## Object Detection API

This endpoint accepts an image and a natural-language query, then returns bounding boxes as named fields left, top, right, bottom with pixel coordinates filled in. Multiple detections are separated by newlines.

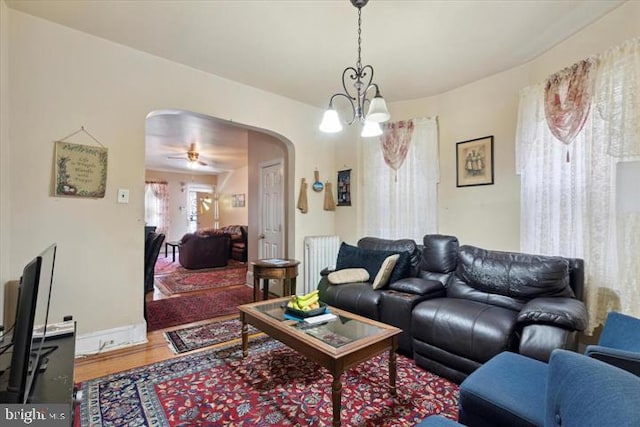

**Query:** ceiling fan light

left=361, top=120, right=382, bottom=138
left=187, top=160, right=199, bottom=169
left=319, top=108, right=343, bottom=133
left=366, top=94, right=390, bottom=123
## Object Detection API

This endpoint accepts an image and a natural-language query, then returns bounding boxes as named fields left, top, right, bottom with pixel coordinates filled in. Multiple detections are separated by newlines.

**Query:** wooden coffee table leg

left=389, top=343, right=397, bottom=396
left=241, top=312, right=248, bottom=357
left=332, top=373, right=343, bottom=427
left=263, top=279, right=269, bottom=300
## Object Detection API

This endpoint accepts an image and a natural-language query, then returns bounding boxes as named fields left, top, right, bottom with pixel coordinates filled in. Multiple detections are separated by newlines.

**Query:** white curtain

left=516, top=38, right=640, bottom=333
left=360, top=117, right=439, bottom=242
left=144, top=181, right=170, bottom=235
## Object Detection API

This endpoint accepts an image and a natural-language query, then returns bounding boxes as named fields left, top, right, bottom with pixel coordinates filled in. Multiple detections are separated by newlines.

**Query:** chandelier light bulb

left=361, top=120, right=383, bottom=138
left=366, top=93, right=390, bottom=123
left=319, top=108, right=343, bottom=133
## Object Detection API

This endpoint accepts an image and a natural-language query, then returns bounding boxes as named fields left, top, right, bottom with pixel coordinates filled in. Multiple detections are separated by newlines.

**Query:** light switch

left=117, top=189, right=130, bottom=204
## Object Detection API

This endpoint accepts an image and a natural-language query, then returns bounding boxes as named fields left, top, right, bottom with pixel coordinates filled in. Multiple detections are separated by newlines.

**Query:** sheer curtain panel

left=516, top=38, right=640, bottom=333
left=144, top=181, right=170, bottom=235
left=361, top=117, right=439, bottom=242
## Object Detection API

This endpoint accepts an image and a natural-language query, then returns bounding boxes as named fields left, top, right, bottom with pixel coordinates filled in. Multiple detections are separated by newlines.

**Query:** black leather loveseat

left=318, top=234, right=588, bottom=383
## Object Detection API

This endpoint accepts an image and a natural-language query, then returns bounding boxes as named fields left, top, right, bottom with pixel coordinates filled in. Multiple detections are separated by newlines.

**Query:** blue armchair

left=585, top=311, right=640, bottom=376
left=417, top=349, right=640, bottom=427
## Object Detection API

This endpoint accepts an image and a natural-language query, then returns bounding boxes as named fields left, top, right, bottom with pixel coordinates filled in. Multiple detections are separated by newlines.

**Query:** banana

left=297, top=290, right=319, bottom=303
left=298, top=295, right=319, bottom=309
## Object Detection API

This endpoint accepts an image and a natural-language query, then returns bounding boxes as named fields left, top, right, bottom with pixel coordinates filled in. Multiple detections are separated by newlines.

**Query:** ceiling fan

left=168, top=143, right=208, bottom=167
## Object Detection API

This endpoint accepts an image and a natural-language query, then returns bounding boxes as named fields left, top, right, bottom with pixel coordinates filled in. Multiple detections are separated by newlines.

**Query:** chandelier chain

left=357, top=7, right=362, bottom=71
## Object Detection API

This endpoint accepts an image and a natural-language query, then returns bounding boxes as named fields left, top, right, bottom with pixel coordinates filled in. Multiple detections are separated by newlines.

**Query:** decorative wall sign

left=232, top=193, right=246, bottom=208
left=456, top=136, right=494, bottom=187
left=54, top=141, right=108, bottom=198
left=337, top=169, right=352, bottom=206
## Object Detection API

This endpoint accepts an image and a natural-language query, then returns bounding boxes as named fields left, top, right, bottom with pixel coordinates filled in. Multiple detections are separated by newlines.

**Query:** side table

left=165, top=241, right=180, bottom=262
left=251, top=259, right=300, bottom=301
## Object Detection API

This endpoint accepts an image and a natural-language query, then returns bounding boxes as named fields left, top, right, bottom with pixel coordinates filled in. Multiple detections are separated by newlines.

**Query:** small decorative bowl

left=285, top=302, right=327, bottom=318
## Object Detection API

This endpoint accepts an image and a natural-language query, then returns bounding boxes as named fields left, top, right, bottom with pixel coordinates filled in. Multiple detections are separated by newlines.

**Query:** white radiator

left=302, top=235, right=340, bottom=294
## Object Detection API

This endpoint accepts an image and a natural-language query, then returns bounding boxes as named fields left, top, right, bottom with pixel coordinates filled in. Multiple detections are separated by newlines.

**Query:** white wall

left=218, top=166, right=249, bottom=227
left=144, top=170, right=217, bottom=242
left=2, top=9, right=341, bottom=350
left=338, top=0, right=640, bottom=251
left=0, top=1, right=10, bottom=320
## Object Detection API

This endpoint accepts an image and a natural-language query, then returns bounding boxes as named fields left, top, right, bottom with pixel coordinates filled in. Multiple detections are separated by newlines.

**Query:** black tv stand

left=0, top=327, right=76, bottom=425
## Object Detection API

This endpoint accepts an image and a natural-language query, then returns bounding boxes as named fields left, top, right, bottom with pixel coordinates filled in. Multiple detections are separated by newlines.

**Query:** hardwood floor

left=74, top=262, right=251, bottom=383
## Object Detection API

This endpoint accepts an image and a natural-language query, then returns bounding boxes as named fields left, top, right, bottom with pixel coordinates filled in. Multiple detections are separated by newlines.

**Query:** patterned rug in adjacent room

left=76, top=337, right=459, bottom=427
left=164, top=317, right=258, bottom=353
left=146, top=285, right=254, bottom=332
left=155, top=264, right=248, bottom=295
left=155, top=256, right=246, bottom=275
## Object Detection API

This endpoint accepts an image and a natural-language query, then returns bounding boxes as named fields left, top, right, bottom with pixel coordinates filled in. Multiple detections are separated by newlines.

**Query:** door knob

left=258, top=234, right=265, bottom=239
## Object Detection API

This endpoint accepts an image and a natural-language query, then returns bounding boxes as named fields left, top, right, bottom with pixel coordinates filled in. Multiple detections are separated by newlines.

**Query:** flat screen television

left=1, top=243, right=57, bottom=403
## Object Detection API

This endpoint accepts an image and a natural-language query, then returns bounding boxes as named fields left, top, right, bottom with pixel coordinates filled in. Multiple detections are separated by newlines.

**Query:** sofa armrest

left=585, top=345, right=640, bottom=376
left=517, top=297, right=588, bottom=331
left=388, top=277, right=445, bottom=298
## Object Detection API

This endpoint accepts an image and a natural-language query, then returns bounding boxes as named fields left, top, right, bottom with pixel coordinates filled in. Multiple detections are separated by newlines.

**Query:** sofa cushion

left=358, top=236, right=420, bottom=275
left=328, top=268, right=370, bottom=285
left=336, top=243, right=412, bottom=287
left=335, top=243, right=394, bottom=282
left=196, top=228, right=228, bottom=237
left=321, top=281, right=381, bottom=320
left=413, top=298, right=519, bottom=364
left=373, top=254, right=400, bottom=289
left=455, top=245, right=575, bottom=300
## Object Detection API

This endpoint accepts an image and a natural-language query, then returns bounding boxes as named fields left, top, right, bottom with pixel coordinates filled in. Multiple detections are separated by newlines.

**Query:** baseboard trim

left=75, top=321, right=148, bottom=356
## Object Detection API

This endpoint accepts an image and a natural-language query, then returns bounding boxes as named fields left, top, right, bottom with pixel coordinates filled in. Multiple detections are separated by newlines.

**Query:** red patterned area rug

left=155, top=256, right=246, bottom=275
left=146, top=285, right=254, bottom=332
left=75, top=337, right=459, bottom=426
left=164, top=318, right=258, bottom=354
left=155, top=265, right=248, bottom=295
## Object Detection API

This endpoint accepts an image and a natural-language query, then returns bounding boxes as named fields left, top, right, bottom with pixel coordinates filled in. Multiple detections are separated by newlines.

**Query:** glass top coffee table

left=238, top=297, right=401, bottom=427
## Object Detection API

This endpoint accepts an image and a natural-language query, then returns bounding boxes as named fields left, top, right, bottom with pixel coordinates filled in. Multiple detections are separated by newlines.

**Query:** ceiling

left=7, top=0, right=625, bottom=174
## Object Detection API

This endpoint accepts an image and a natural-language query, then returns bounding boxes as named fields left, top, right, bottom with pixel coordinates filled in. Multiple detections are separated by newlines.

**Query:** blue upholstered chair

left=585, top=311, right=640, bottom=376
left=416, top=349, right=640, bottom=427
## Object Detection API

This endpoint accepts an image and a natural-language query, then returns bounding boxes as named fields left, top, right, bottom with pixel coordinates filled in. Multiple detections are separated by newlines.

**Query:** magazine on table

left=261, top=258, right=289, bottom=265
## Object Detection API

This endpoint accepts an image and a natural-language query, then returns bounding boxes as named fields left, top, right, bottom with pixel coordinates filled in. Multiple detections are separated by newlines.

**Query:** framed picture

left=337, top=169, right=351, bottom=206
left=232, top=193, right=245, bottom=207
left=456, top=136, right=494, bottom=187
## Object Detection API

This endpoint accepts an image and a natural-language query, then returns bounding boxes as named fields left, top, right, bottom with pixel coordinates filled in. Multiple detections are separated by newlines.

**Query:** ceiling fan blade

left=198, top=160, right=208, bottom=166
left=168, top=156, right=188, bottom=160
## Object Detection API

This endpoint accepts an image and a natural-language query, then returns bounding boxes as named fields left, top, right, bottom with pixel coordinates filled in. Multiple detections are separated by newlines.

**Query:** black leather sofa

left=318, top=235, right=455, bottom=355
left=318, top=234, right=588, bottom=383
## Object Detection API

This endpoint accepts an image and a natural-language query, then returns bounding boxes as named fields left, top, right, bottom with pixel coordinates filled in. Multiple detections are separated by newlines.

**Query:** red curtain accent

left=381, top=120, right=414, bottom=173
left=544, top=58, right=596, bottom=146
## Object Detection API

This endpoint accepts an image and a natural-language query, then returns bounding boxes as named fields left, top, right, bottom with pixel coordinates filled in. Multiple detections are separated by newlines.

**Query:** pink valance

left=381, top=120, right=414, bottom=173
left=544, top=58, right=596, bottom=146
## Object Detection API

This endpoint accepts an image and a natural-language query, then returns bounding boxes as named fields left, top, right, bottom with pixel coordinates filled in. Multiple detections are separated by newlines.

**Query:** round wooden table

left=251, top=259, right=300, bottom=301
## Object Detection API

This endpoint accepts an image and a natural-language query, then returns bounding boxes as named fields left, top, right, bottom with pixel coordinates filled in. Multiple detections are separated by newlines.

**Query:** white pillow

left=328, top=268, right=370, bottom=285
left=372, top=254, right=400, bottom=289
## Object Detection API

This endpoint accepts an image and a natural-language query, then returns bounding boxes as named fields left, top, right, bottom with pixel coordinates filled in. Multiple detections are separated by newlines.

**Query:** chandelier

left=319, top=0, right=390, bottom=137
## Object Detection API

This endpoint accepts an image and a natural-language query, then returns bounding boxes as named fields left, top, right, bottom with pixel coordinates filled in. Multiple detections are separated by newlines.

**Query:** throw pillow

left=328, top=268, right=370, bottom=285
left=372, top=254, right=400, bottom=289
left=335, top=242, right=397, bottom=283
left=388, top=251, right=412, bottom=284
